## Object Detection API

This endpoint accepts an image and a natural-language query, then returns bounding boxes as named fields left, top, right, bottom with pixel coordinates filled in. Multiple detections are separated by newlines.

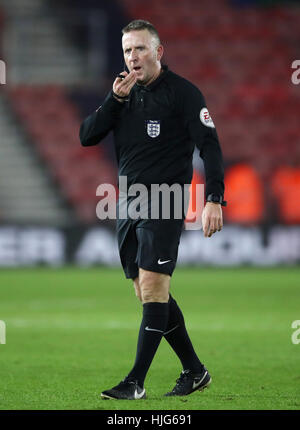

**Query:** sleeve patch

left=200, top=107, right=215, bottom=128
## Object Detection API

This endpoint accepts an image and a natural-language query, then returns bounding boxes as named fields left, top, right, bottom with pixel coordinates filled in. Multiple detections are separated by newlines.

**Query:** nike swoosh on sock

left=145, top=326, right=164, bottom=333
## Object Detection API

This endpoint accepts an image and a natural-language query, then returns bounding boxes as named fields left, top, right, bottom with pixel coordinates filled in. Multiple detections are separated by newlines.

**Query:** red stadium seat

left=8, top=0, right=300, bottom=224
left=8, top=84, right=117, bottom=223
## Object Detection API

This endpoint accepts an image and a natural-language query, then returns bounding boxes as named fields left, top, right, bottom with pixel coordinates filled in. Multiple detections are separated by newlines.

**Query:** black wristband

left=206, top=193, right=227, bottom=207
left=112, top=90, right=128, bottom=100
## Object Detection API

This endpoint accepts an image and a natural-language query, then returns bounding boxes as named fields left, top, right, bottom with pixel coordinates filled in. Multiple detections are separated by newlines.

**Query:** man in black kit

left=79, top=20, right=226, bottom=400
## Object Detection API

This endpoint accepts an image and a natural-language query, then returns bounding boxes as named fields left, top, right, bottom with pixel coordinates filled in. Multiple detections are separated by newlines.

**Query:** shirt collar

left=135, top=64, right=169, bottom=92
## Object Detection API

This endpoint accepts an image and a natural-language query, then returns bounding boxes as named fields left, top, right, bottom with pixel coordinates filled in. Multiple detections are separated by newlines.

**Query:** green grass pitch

left=0, top=266, right=299, bottom=410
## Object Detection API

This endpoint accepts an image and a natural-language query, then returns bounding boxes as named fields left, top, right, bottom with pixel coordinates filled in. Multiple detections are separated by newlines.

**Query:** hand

left=202, top=202, right=223, bottom=238
left=112, top=70, right=137, bottom=102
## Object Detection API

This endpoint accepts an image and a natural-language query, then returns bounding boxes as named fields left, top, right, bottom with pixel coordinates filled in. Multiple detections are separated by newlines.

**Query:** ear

left=157, top=45, right=164, bottom=62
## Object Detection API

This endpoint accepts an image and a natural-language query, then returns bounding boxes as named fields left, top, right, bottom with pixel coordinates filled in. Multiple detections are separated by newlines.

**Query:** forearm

left=200, top=136, right=225, bottom=198
left=79, top=91, right=123, bottom=147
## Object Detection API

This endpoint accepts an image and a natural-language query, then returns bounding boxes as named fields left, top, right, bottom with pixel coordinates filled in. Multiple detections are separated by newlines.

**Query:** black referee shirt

left=79, top=65, right=225, bottom=199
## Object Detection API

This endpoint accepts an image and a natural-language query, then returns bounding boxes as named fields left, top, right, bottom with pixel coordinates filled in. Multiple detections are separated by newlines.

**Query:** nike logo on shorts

left=145, top=326, right=164, bottom=333
left=157, top=259, right=172, bottom=265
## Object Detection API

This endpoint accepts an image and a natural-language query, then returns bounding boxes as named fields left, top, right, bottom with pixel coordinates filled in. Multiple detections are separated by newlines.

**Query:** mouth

left=133, top=66, right=142, bottom=72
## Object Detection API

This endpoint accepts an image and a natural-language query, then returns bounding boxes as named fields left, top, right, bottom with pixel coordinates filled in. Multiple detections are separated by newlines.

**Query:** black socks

left=164, top=295, right=203, bottom=373
left=127, top=295, right=203, bottom=387
left=127, top=302, right=169, bottom=387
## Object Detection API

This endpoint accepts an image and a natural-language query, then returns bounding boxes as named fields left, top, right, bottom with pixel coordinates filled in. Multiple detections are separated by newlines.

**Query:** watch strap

left=207, top=194, right=227, bottom=207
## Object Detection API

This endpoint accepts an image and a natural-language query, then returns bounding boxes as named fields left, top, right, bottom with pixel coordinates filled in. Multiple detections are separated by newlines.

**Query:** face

left=122, top=29, right=163, bottom=86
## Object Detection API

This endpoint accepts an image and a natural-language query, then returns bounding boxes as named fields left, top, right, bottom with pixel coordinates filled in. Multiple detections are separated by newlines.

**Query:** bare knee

left=139, top=269, right=170, bottom=303
left=133, top=277, right=142, bottom=302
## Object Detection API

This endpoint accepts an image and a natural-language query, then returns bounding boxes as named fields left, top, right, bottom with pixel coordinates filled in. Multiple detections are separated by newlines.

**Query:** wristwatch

left=206, top=194, right=227, bottom=207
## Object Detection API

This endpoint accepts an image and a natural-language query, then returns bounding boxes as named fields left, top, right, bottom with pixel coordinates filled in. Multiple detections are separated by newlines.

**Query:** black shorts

left=116, top=191, right=186, bottom=279
left=117, top=217, right=184, bottom=279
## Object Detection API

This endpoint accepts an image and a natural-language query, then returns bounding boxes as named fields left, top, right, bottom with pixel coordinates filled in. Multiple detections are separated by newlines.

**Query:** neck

left=143, top=66, right=162, bottom=87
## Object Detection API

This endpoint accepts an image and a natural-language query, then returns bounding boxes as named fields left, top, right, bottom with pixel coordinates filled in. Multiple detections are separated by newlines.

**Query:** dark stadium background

left=1, top=0, right=300, bottom=267
left=0, top=0, right=300, bottom=414
left=0, top=0, right=299, bottom=267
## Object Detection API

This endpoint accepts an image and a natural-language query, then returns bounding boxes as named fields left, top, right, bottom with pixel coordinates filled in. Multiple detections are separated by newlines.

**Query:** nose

left=129, top=49, right=138, bottom=63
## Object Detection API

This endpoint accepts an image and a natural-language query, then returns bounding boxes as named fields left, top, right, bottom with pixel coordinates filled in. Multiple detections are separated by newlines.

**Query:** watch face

left=209, top=195, right=221, bottom=203
left=207, top=194, right=222, bottom=203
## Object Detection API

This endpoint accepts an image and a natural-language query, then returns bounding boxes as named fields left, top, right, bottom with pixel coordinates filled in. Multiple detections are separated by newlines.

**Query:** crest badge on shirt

left=200, top=108, right=215, bottom=128
left=146, top=120, right=160, bottom=138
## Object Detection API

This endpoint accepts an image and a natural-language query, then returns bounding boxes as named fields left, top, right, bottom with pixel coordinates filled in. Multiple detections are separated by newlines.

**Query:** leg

left=162, top=295, right=212, bottom=396
left=135, top=266, right=203, bottom=374
left=133, top=277, right=142, bottom=302
left=126, top=269, right=170, bottom=386
left=138, top=268, right=170, bottom=303
left=128, top=222, right=202, bottom=387
left=164, top=294, right=204, bottom=373
left=133, top=269, right=170, bottom=303
left=135, top=269, right=204, bottom=373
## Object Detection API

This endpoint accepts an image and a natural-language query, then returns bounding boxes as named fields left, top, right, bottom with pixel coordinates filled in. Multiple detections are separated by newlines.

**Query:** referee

left=79, top=20, right=226, bottom=400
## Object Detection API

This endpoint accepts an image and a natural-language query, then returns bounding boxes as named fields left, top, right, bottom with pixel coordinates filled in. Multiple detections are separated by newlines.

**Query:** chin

left=137, top=75, right=149, bottom=85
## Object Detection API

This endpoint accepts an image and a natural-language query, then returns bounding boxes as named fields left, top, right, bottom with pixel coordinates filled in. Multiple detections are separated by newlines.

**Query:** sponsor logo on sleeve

left=200, top=108, right=215, bottom=128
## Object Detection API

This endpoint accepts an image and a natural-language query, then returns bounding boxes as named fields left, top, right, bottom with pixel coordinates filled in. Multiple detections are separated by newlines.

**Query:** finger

left=203, top=218, right=210, bottom=237
left=115, top=71, right=137, bottom=91
left=217, top=215, right=223, bottom=231
left=120, top=77, right=137, bottom=95
left=116, top=71, right=128, bottom=80
left=122, top=73, right=137, bottom=89
left=116, top=75, right=125, bottom=81
left=113, top=74, right=137, bottom=98
left=117, top=73, right=126, bottom=80
left=207, top=217, right=218, bottom=237
left=209, top=218, right=217, bottom=233
left=120, top=70, right=136, bottom=83
left=208, top=228, right=215, bottom=238
left=114, top=71, right=133, bottom=87
left=201, top=210, right=208, bottom=237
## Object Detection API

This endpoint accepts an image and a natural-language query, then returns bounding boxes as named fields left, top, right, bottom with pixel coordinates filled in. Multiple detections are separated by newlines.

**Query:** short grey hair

left=122, top=19, right=161, bottom=47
